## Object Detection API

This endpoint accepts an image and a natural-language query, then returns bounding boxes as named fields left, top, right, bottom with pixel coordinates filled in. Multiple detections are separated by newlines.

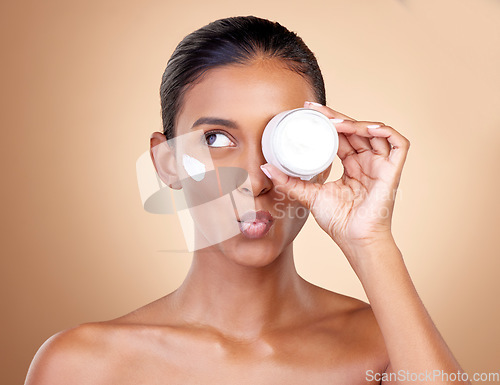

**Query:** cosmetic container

left=261, top=108, right=339, bottom=180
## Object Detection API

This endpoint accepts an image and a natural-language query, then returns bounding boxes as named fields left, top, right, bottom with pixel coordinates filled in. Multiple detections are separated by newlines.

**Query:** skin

left=25, top=58, right=469, bottom=385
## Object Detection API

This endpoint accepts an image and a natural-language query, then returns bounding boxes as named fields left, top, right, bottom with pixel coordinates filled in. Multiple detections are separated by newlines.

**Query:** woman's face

left=172, top=58, right=321, bottom=266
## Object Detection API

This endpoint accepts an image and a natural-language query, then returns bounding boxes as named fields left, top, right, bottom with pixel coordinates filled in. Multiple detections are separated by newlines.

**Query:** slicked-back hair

left=160, top=15, right=326, bottom=140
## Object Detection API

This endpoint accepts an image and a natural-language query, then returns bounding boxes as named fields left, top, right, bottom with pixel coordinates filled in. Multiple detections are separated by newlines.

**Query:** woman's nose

left=236, top=147, right=273, bottom=198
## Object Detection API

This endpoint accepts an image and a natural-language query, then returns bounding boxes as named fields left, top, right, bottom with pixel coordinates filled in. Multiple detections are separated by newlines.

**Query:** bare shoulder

left=326, top=289, right=380, bottom=329
left=25, top=295, right=183, bottom=385
left=25, top=322, right=119, bottom=385
left=307, top=283, right=388, bottom=360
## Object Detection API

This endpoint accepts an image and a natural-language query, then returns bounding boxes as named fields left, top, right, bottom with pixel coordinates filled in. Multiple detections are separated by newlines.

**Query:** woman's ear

left=150, top=132, right=182, bottom=190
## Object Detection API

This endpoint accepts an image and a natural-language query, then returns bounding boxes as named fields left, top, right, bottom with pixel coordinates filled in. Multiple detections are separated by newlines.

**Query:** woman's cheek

left=272, top=190, right=310, bottom=221
left=272, top=196, right=310, bottom=238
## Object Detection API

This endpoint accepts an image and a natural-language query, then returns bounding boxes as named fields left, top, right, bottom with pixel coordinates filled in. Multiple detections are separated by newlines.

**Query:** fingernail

left=330, top=118, right=344, bottom=124
left=367, top=124, right=382, bottom=129
left=304, top=101, right=323, bottom=107
left=260, top=165, right=272, bottom=179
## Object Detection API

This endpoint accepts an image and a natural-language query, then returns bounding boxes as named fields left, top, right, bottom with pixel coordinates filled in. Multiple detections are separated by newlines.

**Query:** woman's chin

left=193, top=220, right=300, bottom=267
left=218, top=235, right=284, bottom=268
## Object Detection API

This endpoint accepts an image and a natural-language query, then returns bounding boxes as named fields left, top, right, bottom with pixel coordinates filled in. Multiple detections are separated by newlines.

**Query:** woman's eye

left=204, top=132, right=235, bottom=147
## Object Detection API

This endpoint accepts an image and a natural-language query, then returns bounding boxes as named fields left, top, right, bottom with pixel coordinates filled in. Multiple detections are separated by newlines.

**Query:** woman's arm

left=261, top=101, right=470, bottom=385
left=341, top=235, right=469, bottom=384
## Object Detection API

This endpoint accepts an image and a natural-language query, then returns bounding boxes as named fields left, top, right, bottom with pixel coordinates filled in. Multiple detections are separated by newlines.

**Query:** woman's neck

left=168, top=242, right=314, bottom=341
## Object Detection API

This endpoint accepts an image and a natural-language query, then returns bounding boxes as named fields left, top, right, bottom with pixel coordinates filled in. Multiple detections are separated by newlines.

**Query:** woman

left=26, top=16, right=469, bottom=384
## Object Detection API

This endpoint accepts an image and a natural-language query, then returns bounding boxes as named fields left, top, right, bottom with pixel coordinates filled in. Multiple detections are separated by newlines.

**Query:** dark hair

left=160, top=15, right=326, bottom=140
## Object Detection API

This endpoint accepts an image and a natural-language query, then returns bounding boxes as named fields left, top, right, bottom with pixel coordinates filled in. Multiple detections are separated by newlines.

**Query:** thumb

left=260, top=163, right=320, bottom=210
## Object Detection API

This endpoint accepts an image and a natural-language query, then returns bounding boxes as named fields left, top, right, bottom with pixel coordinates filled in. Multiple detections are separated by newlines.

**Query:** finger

left=370, top=135, right=391, bottom=157
left=333, top=120, right=384, bottom=137
left=332, top=120, right=395, bottom=157
left=333, top=119, right=381, bottom=154
left=260, top=163, right=320, bottom=210
left=304, top=101, right=356, bottom=121
left=367, top=125, right=411, bottom=166
left=303, top=102, right=400, bottom=160
left=344, top=132, right=373, bottom=154
left=337, top=133, right=357, bottom=161
left=334, top=119, right=400, bottom=160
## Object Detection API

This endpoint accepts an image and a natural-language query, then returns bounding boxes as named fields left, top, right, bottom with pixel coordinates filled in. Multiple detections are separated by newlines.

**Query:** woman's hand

left=261, top=101, right=411, bottom=251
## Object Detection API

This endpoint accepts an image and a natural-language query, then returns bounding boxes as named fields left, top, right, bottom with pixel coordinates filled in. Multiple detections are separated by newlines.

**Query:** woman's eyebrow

left=191, top=117, right=238, bottom=129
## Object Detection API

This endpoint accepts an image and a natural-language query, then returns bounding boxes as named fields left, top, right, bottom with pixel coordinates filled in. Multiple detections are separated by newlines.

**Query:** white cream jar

left=261, top=108, right=339, bottom=180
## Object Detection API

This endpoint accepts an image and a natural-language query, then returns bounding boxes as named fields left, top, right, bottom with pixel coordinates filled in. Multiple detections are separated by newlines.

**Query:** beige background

left=1, top=0, right=499, bottom=383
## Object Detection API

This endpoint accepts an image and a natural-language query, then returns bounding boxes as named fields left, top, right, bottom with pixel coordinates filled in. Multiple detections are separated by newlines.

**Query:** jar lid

left=273, top=108, right=338, bottom=178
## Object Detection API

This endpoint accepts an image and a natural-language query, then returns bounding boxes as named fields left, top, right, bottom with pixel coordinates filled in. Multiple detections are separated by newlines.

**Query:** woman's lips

left=237, top=210, right=274, bottom=239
